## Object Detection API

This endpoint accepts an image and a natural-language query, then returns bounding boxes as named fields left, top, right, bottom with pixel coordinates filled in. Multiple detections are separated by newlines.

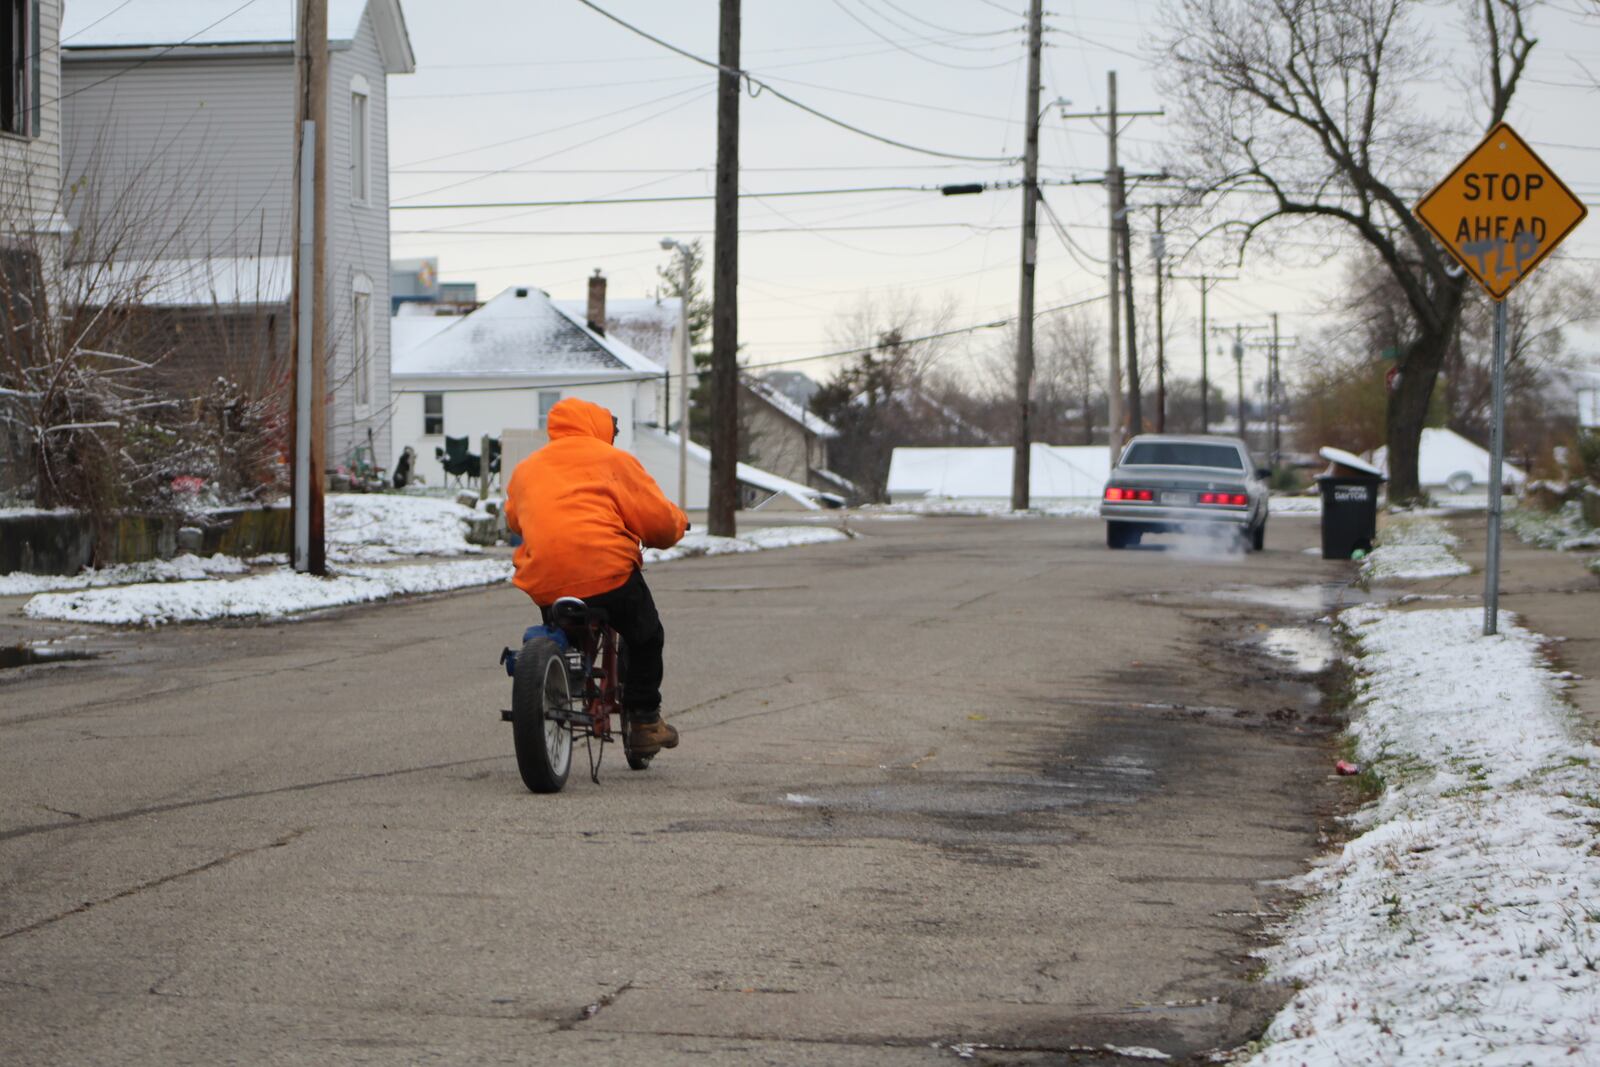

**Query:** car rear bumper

left=1100, top=503, right=1253, bottom=527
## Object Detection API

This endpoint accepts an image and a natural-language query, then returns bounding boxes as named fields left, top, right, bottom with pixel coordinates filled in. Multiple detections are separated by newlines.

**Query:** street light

left=660, top=237, right=692, bottom=510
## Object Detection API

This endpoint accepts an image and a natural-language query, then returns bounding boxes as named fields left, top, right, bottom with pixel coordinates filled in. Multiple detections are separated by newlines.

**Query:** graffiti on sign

left=1414, top=122, right=1587, bottom=301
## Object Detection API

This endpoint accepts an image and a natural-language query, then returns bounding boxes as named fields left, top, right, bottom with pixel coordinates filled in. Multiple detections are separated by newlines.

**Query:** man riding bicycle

left=504, top=397, right=689, bottom=757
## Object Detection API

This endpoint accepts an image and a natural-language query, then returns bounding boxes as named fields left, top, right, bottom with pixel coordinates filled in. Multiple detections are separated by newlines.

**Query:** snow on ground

left=0, top=553, right=247, bottom=596
left=1245, top=606, right=1600, bottom=1066
left=325, top=493, right=484, bottom=563
left=21, top=524, right=854, bottom=626
left=1507, top=501, right=1600, bottom=552
left=1361, top=515, right=1470, bottom=581
left=643, top=526, right=850, bottom=563
left=1268, top=495, right=1321, bottom=516
left=23, top=560, right=514, bottom=626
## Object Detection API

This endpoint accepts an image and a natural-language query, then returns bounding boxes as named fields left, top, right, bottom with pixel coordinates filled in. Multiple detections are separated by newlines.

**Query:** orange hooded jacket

left=504, top=397, right=687, bottom=605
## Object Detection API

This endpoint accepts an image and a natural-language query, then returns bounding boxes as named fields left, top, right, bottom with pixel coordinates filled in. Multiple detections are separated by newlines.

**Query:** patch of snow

left=1102, top=1046, right=1170, bottom=1061
left=643, top=526, right=850, bottom=563
left=326, top=493, right=484, bottom=563
left=1243, top=606, right=1600, bottom=1067
left=1361, top=544, right=1471, bottom=580
left=1268, top=495, right=1322, bottom=515
left=1260, top=626, right=1337, bottom=674
left=784, top=793, right=820, bottom=805
left=1360, top=516, right=1470, bottom=580
left=0, top=553, right=248, bottom=596
left=23, top=560, right=513, bottom=626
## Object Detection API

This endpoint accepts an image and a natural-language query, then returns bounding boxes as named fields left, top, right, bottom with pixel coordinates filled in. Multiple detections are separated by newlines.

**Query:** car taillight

left=1104, top=487, right=1153, bottom=502
left=1199, top=492, right=1249, bottom=506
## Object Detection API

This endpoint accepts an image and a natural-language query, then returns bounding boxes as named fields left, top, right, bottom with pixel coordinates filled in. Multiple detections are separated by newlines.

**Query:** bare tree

left=810, top=294, right=961, bottom=500
left=1158, top=0, right=1536, bottom=503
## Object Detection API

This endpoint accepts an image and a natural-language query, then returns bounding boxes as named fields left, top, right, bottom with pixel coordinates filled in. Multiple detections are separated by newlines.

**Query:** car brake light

left=1199, top=492, right=1249, bottom=506
left=1104, top=487, right=1153, bottom=502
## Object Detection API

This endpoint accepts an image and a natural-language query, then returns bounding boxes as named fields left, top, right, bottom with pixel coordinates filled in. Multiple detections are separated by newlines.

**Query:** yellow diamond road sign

left=1414, top=122, right=1587, bottom=301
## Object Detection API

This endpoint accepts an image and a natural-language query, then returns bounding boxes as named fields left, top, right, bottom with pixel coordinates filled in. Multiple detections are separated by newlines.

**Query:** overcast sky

left=386, top=1, right=1600, bottom=394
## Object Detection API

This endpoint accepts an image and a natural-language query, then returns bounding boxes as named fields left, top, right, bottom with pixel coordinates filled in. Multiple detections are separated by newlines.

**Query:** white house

left=391, top=283, right=665, bottom=487
left=59, top=0, right=415, bottom=471
left=0, top=0, right=65, bottom=251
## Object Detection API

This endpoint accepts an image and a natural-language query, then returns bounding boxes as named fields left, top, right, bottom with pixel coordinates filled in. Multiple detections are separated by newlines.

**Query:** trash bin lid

left=1317, top=446, right=1386, bottom=480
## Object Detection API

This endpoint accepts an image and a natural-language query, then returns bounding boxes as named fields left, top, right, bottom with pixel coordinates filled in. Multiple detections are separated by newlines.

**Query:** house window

left=424, top=393, right=443, bottom=436
left=0, top=1, right=36, bottom=138
left=352, top=278, right=373, bottom=412
left=538, top=391, right=560, bottom=428
left=350, top=77, right=370, bottom=204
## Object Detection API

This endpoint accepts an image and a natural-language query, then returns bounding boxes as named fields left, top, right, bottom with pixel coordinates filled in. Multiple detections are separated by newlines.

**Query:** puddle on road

left=1257, top=626, right=1339, bottom=675
left=1207, top=582, right=1372, bottom=615
left=0, top=644, right=101, bottom=670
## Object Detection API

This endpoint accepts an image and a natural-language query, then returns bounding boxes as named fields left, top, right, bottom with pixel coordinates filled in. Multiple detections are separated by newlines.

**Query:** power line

left=870, top=0, right=1021, bottom=37
left=393, top=183, right=995, bottom=212
left=393, top=163, right=987, bottom=175
left=830, top=0, right=1025, bottom=68
left=392, top=82, right=709, bottom=179
left=573, top=0, right=1020, bottom=163
left=394, top=222, right=1019, bottom=238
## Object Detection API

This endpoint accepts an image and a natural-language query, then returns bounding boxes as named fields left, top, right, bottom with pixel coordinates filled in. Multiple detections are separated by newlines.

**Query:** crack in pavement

left=0, top=755, right=506, bottom=843
left=0, top=829, right=306, bottom=941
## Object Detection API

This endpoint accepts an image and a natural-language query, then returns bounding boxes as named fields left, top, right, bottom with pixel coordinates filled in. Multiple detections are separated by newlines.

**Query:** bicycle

left=499, top=596, right=653, bottom=793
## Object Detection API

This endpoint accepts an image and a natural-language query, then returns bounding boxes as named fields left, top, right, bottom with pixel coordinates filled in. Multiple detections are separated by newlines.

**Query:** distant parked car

left=1099, top=434, right=1269, bottom=550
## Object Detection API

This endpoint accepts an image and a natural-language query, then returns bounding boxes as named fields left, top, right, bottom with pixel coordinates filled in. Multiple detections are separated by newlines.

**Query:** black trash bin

left=1318, top=474, right=1384, bottom=560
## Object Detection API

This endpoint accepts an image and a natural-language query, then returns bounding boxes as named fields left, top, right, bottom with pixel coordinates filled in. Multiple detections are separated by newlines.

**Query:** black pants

left=543, top=568, right=665, bottom=722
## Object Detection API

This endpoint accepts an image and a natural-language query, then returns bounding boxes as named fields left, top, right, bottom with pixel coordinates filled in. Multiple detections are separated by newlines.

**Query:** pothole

left=0, top=644, right=101, bottom=670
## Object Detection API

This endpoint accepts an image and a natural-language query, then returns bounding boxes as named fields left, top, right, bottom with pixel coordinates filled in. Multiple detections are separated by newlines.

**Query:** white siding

left=61, top=54, right=295, bottom=260
left=328, top=10, right=392, bottom=470
left=393, top=378, right=640, bottom=489
left=0, top=1, right=64, bottom=241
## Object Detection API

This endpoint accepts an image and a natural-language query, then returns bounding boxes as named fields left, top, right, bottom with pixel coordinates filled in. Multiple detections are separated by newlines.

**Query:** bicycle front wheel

left=512, top=637, right=574, bottom=793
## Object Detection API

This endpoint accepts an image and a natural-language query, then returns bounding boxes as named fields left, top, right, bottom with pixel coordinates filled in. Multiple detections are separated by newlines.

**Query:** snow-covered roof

left=744, top=376, right=838, bottom=439
left=1371, top=428, right=1526, bottom=487
left=71, top=255, right=292, bottom=306
left=62, top=0, right=416, bottom=73
left=553, top=297, right=681, bottom=368
left=641, top=427, right=837, bottom=510
left=887, top=445, right=1110, bottom=500
left=392, top=285, right=664, bottom=380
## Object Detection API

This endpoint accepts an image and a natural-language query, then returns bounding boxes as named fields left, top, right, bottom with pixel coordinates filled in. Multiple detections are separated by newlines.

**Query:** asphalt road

left=0, top=514, right=1354, bottom=1065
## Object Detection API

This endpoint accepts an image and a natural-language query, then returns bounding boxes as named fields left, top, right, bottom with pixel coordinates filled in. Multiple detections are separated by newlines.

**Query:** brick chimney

left=586, top=269, right=606, bottom=335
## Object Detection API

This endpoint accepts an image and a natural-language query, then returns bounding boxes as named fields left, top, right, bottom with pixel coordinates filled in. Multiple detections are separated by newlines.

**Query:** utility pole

left=1152, top=205, right=1166, bottom=433
left=1270, top=313, right=1280, bottom=470
left=1058, top=76, right=1160, bottom=464
left=291, top=0, right=328, bottom=575
left=1119, top=184, right=1140, bottom=436
left=1169, top=274, right=1235, bottom=434
left=1106, top=72, right=1123, bottom=464
left=1210, top=323, right=1264, bottom=445
left=709, top=0, right=739, bottom=536
left=1011, top=0, right=1043, bottom=511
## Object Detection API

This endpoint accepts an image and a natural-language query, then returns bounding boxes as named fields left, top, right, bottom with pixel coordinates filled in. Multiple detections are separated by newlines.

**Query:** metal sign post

left=1484, top=301, right=1508, bottom=635
left=1414, top=122, right=1588, bottom=636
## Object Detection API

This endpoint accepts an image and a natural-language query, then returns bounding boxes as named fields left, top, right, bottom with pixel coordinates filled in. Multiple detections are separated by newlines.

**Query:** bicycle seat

left=550, top=596, right=608, bottom=627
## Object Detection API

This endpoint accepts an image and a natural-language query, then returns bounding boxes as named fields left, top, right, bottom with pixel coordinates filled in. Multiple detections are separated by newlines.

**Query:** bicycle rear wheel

left=512, top=637, right=573, bottom=792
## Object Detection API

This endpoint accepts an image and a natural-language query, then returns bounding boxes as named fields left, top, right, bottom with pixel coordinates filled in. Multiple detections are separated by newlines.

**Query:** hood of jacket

left=545, top=397, right=615, bottom=444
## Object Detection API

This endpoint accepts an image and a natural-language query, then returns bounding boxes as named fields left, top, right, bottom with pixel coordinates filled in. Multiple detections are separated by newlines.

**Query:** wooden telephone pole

left=1010, top=0, right=1043, bottom=511
left=291, top=0, right=328, bottom=575
left=708, top=0, right=740, bottom=536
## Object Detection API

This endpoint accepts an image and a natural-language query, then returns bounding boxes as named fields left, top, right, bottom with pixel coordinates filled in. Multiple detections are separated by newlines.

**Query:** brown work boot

left=627, top=716, right=679, bottom=757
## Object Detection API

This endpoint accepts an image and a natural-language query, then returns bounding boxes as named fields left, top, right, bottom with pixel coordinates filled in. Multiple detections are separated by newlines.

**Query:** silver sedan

left=1099, top=434, right=1270, bottom=550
